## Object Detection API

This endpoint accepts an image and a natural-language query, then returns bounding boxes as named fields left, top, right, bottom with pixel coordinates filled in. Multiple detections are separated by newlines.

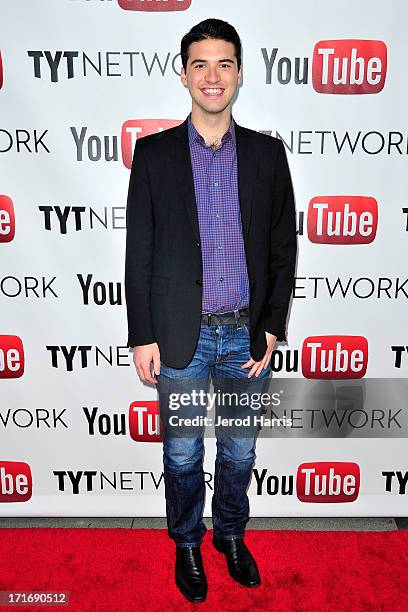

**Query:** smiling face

left=180, top=38, right=242, bottom=117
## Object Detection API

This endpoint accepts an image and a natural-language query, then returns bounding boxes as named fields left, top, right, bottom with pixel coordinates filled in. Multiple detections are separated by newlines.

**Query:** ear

left=237, top=66, right=243, bottom=85
left=180, top=66, right=187, bottom=86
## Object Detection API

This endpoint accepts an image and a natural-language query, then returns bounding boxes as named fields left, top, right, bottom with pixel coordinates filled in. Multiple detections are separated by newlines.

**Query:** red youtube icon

left=121, top=119, right=183, bottom=169
left=297, top=461, right=360, bottom=503
left=307, top=196, right=378, bottom=244
left=118, top=0, right=192, bottom=11
left=0, top=335, right=25, bottom=378
left=0, top=195, right=15, bottom=242
left=129, top=401, right=163, bottom=442
left=0, top=461, right=32, bottom=502
left=312, top=39, right=387, bottom=94
left=302, top=335, right=368, bottom=379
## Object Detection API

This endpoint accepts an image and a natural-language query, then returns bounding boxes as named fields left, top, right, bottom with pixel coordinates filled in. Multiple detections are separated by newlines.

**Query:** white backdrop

left=1, top=0, right=407, bottom=516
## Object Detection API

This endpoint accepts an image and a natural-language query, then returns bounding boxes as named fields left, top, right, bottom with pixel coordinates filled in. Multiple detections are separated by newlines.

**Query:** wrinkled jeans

left=156, top=317, right=271, bottom=548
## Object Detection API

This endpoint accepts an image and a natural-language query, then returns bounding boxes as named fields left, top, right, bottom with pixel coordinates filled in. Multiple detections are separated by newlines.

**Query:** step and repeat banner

left=1, top=0, right=407, bottom=516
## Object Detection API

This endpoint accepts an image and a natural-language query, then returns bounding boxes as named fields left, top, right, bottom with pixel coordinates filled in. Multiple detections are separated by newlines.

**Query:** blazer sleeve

left=263, top=139, right=297, bottom=342
left=125, top=141, right=156, bottom=348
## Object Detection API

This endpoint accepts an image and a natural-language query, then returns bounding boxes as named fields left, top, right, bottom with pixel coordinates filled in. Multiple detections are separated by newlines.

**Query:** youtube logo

left=307, top=196, right=378, bottom=244
left=302, top=335, right=368, bottom=379
left=129, top=401, right=162, bottom=442
left=121, top=119, right=183, bottom=169
left=0, top=196, right=15, bottom=242
left=297, top=462, right=360, bottom=503
left=0, top=335, right=25, bottom=379
left=0, top=461, right=32, bottom=502
left=118, top=0, right=192, bottom=11
left=312, top=39, right=387, bottom=94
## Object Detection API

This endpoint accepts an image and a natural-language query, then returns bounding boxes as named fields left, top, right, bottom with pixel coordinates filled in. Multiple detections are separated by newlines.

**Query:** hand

left=133, top=342, right=161, bottom=384
left=241, top=331, right=277, bottom=378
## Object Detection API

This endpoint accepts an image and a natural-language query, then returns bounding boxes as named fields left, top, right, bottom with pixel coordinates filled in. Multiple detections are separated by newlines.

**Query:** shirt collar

left=187, top=112, right=236, bottom=148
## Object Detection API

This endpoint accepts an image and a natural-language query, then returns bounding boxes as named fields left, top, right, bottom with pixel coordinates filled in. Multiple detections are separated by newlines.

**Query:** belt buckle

left=202, top=312, right=212, bottom=325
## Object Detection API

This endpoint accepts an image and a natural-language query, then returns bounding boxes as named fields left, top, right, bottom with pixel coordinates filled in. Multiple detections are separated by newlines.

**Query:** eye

left=195, top=63, right=206, bottom=69
left=220, top=63, right=231, bottom=68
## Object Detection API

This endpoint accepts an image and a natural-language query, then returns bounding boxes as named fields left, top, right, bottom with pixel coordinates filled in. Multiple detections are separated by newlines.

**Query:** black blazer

left=125, top=116, right=297, bottom=369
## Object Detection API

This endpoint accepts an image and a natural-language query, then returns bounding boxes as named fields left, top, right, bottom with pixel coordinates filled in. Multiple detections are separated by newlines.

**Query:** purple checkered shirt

left=187, top=114, right=250, bottom=314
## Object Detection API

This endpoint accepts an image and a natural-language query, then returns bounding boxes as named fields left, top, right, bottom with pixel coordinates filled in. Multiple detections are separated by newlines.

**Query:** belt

left=201, top=307, right=249, bottom=326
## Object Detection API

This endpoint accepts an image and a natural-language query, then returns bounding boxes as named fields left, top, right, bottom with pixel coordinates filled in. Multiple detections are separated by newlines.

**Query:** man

left=125, top=18, right=297, bottom=603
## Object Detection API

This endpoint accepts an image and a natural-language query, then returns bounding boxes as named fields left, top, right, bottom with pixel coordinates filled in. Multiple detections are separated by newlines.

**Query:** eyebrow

left=190, top=58, right=235, bottom=65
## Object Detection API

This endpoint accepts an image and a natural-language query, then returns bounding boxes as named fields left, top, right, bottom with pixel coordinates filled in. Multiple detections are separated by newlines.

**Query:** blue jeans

left=156, top=317, right=271, bottom=548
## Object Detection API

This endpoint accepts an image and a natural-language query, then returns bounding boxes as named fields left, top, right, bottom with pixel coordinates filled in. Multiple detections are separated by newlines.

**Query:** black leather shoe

left=213, top=534, right=261, bottom=587
left=175, top=546, right=208, bottom=602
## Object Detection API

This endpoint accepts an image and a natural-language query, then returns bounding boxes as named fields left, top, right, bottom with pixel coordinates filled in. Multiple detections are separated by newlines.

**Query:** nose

left=205, top=66, right=221, bottom=83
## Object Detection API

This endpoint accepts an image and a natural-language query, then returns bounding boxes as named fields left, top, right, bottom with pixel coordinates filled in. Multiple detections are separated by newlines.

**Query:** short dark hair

left=180, top=18, right=242, bottom=72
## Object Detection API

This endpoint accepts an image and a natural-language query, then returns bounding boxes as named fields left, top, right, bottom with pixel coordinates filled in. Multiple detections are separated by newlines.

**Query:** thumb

left=153, top=351, right=161, bottom=376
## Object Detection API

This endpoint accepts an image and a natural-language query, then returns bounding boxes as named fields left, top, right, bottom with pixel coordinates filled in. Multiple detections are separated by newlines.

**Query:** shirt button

left=218, top=245, right=223, bottom=249
left=220, top=307, right=224, bottom=311
left=214, top=181, right=218, bottom=187
left=216, top=214, right=220, bottom=218
left=219, top=277, right=224, bottom=282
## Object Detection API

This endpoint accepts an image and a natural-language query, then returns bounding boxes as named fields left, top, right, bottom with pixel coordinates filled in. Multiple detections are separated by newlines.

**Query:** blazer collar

left=173, top=114, right=248, bottom=141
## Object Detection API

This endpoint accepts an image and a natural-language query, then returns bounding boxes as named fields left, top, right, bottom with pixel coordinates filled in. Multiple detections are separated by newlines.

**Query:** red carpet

left=0, top=528, right=408, bottom=611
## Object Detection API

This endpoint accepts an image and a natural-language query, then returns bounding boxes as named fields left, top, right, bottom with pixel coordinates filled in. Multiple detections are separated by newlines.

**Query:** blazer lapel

left=172, top=118, right=201, bottom=243
left=171, top=115, right=257, bottom=247
left=235, top=121, right=256, bottom=246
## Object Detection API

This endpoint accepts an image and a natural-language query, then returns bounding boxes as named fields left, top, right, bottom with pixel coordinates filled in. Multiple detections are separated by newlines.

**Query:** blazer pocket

left=150, top=276, right=169, bottom=295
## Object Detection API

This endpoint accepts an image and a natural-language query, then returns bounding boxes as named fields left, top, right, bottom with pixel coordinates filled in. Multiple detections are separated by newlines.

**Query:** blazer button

left=196, top=279, right=203, bottom=286
left=196, top=240, right=200, bottom=247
